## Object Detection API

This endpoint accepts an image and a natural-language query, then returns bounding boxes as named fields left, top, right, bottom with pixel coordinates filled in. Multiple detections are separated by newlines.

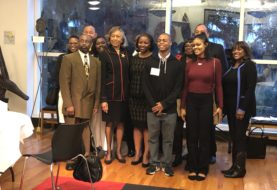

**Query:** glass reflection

left=256, top=64, right=277, bottom=116
left=244, top=0, right=277, bottom=60
left=38, top=0, right=277, bottom=117
left=172, top=0, right=240, bottom=55
left=41, top=0, right=167, bottom=53
left=40, top=0, right=166, bottom=107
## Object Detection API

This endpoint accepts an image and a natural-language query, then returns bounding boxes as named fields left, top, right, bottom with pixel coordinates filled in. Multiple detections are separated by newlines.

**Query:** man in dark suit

left=59, top=34, right=101, bottom=157
left=83, top=25, right=98, bottom=55
left=194, top=24, right=228, bottom=164
left=82, top=25, right=97, bottom=40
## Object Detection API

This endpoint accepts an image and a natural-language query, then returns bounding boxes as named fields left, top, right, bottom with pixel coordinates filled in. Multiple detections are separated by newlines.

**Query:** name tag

left=150, top=68, right=160, bottom=76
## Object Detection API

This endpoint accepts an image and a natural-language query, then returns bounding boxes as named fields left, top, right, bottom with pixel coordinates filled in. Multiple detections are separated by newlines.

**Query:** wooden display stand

left=39, top=106, right=58, bottom=133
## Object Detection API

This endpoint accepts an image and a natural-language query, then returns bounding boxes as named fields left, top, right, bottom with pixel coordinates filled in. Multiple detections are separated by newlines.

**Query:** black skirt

left=102, top=101, right=127, bottom=123
left=129, top=97, right=147, bottom=129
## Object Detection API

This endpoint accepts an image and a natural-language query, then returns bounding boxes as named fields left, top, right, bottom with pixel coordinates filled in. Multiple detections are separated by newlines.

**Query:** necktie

left=84, top=55, right=89, bottom=78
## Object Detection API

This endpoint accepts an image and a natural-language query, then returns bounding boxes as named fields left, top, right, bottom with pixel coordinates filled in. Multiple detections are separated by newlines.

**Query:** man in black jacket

left=143, top=33, right=183, bottom=177
left=194, top=24, right=229, bottom=164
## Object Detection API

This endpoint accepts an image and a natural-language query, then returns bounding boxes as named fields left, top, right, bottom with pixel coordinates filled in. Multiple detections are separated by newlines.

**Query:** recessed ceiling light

left=89, top=7, right=100, bottom=10
left=88, top=1, right=100, bottom=6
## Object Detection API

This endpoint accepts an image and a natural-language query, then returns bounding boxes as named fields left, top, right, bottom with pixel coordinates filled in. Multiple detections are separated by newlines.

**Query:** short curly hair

left=106, top=26, right=126, bottom=46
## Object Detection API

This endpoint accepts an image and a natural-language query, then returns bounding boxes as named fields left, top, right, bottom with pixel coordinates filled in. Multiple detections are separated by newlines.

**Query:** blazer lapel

left=88, top=55, right=94, bottom=76
left=87, top=56, right=96, bottom=90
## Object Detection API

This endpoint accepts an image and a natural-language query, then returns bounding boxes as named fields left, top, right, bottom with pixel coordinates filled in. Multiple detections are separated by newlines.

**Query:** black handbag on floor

left=246, top=127, right=268, bottom=159
left=73, top=153, right=103, bottom=182
left=73, top=134, right=103, bottom=183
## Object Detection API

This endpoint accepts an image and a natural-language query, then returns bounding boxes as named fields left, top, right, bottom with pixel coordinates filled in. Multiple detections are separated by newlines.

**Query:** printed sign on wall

left=4, top=31, right=15, bottom=45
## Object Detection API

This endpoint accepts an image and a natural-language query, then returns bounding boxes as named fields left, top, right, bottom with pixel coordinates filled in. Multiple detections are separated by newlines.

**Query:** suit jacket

left=59, top=51, right=101, bottom=119
left=236, top=60, right=257, bottom=116
left=99, top=45, right=130, bottom=102
left=208, top=42, right=229, bottom=74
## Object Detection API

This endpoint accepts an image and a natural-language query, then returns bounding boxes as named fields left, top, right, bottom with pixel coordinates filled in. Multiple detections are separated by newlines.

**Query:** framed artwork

left=204, top=9, right=240, bottom=49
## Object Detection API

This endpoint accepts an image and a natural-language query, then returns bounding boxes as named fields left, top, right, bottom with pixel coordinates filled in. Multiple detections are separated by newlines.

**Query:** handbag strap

left=87, top=121, right=99, bottom=157
left=248, top=127, right=265, bottom=137
left=213, top=58, right=215, bottom=90
left=213, top=59, right=217, bottom=105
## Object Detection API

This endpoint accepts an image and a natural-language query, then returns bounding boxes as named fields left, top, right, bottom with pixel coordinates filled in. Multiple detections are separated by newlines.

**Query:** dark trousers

left=210, top=125, right=217, bottom=157
left=227, top=112, right=250, bottom=155
left=186, top=93, right=213, bottom=174
left=173, top=116, right=184, bottom=156
left=225, top=95, right=251, bottom=157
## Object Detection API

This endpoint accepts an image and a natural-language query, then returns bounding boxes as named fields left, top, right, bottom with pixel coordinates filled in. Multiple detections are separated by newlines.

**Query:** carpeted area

left=123, top=184, right=177, bottom=190
left=33, top=177, right=124, bottom=190
left=33, top=176, right=177, bottom=190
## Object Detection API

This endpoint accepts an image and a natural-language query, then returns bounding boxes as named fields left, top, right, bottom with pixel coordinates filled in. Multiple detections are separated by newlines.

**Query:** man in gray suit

left=59, top=34, right=101, bottom=157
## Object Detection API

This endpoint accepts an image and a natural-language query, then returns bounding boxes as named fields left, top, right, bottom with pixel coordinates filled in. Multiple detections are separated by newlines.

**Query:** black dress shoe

left=221, top=165, right=235, bottom=175
left=172, top=155, right=182, bottom=167
left=224, top=167, right=246, bottom=178
left=209, top=156, right=216, bottom=164
left=131, top=157, right=142, bottom=165
left=116, top=154, right=126, bottom=163
left=104, top=158, right=113, bottom=165
left=196, top=173, right=206, bottom=181
left=187, top=172, right=197, bottom=180
left=142, top=163, right=150, bottom=168
left=104, top=153, right=113, bottom=165
left=128, top=149, right=135, bottom=157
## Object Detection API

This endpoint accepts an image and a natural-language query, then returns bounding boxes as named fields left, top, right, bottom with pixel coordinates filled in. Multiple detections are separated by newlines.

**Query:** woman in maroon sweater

left=180, top=33, right=223, bottom=180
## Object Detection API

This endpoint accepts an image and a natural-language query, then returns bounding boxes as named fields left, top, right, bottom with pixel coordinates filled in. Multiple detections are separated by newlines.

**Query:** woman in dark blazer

left=99, top=26, right=130, bottom=164
left=222, top=41, right=257, bottom=178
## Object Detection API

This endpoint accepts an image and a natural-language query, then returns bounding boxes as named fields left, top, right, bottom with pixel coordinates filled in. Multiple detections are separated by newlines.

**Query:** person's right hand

left=66, top=106, right=75, bottom=116
left=180, top=108, right=186, bottom=121
left=101, top=102, right=108, bottom=113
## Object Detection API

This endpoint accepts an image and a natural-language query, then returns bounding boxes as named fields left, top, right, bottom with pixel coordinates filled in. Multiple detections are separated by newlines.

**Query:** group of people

left=56, top=23, right=257, bottom=181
